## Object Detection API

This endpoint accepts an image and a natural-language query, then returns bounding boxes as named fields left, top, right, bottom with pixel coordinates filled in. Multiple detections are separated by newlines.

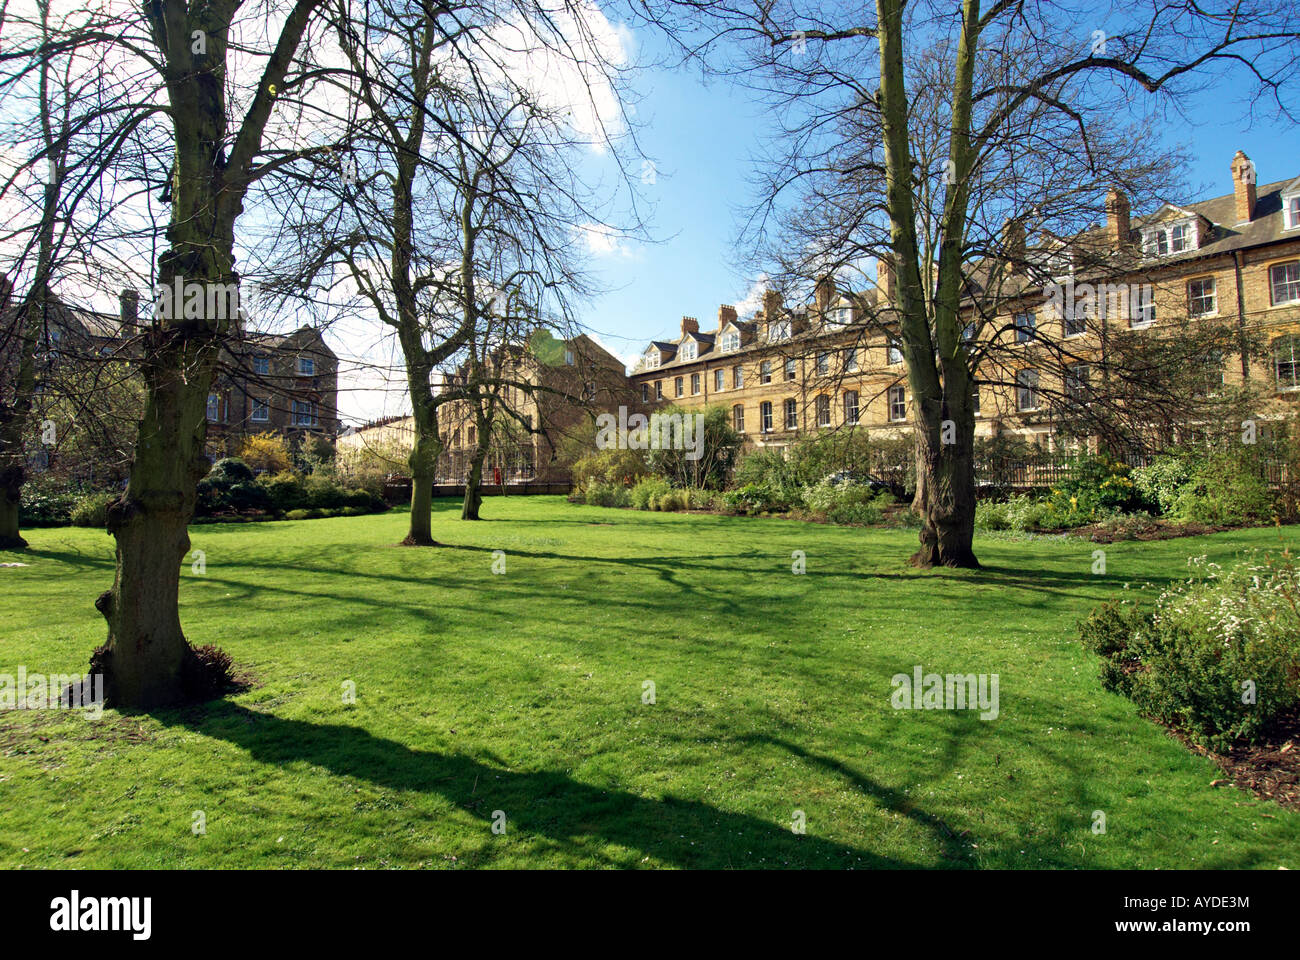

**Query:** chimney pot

left=680, top=316, right=699, bottom=336
left=762, top=289, right=783, bottom=321
left=717, top=304, right=737, bottom=329
left=877, top=257, right=895, bottom=302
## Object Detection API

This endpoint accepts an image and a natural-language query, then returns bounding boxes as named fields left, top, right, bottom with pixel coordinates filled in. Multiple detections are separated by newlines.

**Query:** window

left=844, top=347, right=858, bottom=372
left=816, top=352, right=829, bottom=375
left=714, top=368, right=725, bottom=391
left=1275, top=335, right=1300, bottom=390
left=834, top=307, right=851, bottom=326
left=655, top=380, right=663, bottom=400
left=970, top=382, right=980, bottom=417
left=253, top=356, right=270, bottom=376
left=564, top=348, right=575, bottom=365
left=206, top=393, right=221, bottom=422
left=292, top=399, right=318, bottom=426
left=1187, top=277, right=1216, bottom=317
left=680, top=341, right=697, bottom=361
left=1014, top=311, right=1036, bottom=342
left=720, top=330, right=740, bottom=353
left=815, top=394, right=831, bottom=427
left=643, top=350, right=661, bottom=369
left=732, top=404, right=745, bottom=432
left=690, top=372, right=700, bottom=395
left=733, top=365, right=744, bottom=389
left=1194, top=351, right=1224, bottom=397
left=1171, top=223, right=1191, bottom=253
left=1062, top=297, right=1086, bottom=337
left=1289, top=196, right=1300, bottom=230
left=674, top=376, right=684, bottom=398
left=1016, top=369, right=1039, bottom=411
left=584, top=380, right=597, bottom=401
left=887, top=339, right=903, bottom=364
left=784, top=358, right=796, bottom=381
left=467, top=426, right=475, bottom=445
left=251, top=397, right=270, bottom=422
left=784, top=398, right=798, bottom=430
left=1065, top=363, right=1090, bottom=403
left=1270, top=261, right=1300, bottom=305
left=769, top=319, right=791, bottom=341
left=1145, top=229, right=1169, bottom=257
left=760, top=360, right=772, bottom=384
left=640, top=382, right=649, bottom=403
left=961, top=322, right=976, bottom=342
left=843, top=390, right=860, bottom=425
left=760, top=401, right=773, bottom=433
left=296, top=356, right=315, bottom=376
left=1131, top=286, right=1155, bottom=328
left=887, top=385, right=906, bottom=422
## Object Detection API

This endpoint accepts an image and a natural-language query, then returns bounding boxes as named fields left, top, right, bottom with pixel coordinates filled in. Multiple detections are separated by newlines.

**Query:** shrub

left=1170, top=452, right=1274, bottom=526
left=571, top=447, right=648, bottom=490
left=722, top=482, right=793, bottom=514
left=181, top=643, right=238, bottom=701
left=69, top=491, right=117, bottom=528
left=630, top=476, right=671, bottom=510
left=583, top=481, right=631, bottom=508
left=20, top=484, right=79, bottom=526
left=257, top=472, right=308, bottom=512
left=236, top=432, right=293, bottom=474
left=209, top=457, right=255, bottom=486
left=227, top=481, right=273, bottom=513
left=686, top=486, right=714, bottom=510
left=975, top=494, right=1054, bottom=531
left=652, top=487, right=689, bottom=511
left=1131, top=455, right=1194, bottom=515
left=802, top=477, right=884, bottom=524
left=284, top=508, right=318, bottom=520
left=826, top=501, right=883, bottom=525
left=1078, top=553, right=1300, bottom=750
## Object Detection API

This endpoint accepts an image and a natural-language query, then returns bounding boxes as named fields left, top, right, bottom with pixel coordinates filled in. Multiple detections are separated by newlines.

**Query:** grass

left=1, top=496, right=1298, bottom=869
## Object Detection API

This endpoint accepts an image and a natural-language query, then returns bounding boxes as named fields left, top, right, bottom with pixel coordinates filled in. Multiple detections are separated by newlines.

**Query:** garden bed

left=1176, top=710, right=1300, bottom=812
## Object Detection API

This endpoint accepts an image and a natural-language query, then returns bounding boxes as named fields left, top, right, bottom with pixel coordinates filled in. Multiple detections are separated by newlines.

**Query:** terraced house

left=628, top=152, right=1300, bottom=454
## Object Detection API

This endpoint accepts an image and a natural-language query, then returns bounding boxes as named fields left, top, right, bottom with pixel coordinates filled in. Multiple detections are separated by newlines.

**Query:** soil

left=1172, top=709, right=1300, bottom=811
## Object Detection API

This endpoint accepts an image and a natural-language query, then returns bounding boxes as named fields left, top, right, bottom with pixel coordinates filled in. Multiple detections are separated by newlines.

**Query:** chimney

left=0, top=273, right=12, bottom=310
left=119, top=288, right=139, bottom=330
left=1003, top=219, right=1026, bottom=265
left=680, top=316, right=699, bottom=337
left=1104, top=189, right=1130, bottom=248
left=717, top=304, right=737, bottom=330
left=1231, top=150, right=1257, bottom=223
left=762, top=289, right=783, bottom=321
left=876, top=257, right=895, bottom=302
left=814, top=276, right=836, bottom=313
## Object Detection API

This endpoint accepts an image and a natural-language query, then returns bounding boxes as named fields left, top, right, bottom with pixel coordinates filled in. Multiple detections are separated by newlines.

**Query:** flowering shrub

left=1078, top=550, right=1300, bottom=750
left=802, top=477, right=889, bottom=524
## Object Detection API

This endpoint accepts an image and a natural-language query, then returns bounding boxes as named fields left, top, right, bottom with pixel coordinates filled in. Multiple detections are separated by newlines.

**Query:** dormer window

left=643, top=349, right=660, bottom=369
left=679, top=340, right=697, bottom=361
left=830, top=306, right=851, bottom=327
left=1286, top=195, right=1300, bottom=231
left=1144, top=217, right=1197, bottom=257
left=768, top=319, right=791, bottom=342
left=720, top=330, right=740, bottom=353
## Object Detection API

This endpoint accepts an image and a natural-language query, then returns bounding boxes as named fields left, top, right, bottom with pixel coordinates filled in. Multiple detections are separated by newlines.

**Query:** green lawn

left=2, top=497, right=1297, bottom=869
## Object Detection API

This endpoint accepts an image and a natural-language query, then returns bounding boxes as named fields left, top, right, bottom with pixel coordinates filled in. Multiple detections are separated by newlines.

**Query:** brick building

left=628, top=152, right=1300, bottom=453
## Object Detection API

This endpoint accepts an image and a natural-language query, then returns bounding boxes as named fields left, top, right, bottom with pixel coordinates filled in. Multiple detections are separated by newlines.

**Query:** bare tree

left=635, top=0, right=1299, bottom=567
left=262, top=0, right=641, bottom=544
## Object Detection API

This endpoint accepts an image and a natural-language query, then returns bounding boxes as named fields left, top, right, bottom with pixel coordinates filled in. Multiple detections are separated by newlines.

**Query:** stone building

left=628, top=152, right=1300, bottom=454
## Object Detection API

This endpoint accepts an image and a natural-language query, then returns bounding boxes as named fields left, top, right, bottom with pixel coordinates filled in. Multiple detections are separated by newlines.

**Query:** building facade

left=628, top=152, right=1300, bottom=454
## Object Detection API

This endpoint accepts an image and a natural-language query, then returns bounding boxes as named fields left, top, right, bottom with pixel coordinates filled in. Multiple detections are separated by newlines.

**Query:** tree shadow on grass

left=155, top=701, right=927, bottom=869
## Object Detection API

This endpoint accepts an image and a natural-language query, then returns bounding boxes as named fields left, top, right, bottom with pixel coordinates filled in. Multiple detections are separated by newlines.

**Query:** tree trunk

left=97, top=321, right=218, bottom=706
left=462, top=445, right=487, bottom=519
left=403, top=392, right=440, bottom=545
left=910, top=426, right=980, bottom=569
